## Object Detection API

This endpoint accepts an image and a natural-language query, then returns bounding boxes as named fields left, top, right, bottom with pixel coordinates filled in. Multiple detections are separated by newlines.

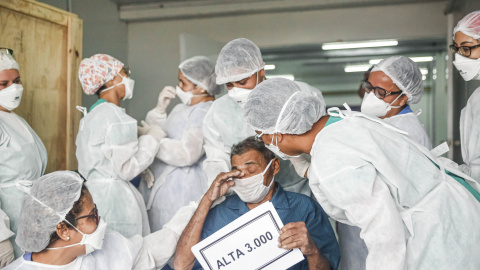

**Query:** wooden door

left=0, top=0, right=83, bottom=172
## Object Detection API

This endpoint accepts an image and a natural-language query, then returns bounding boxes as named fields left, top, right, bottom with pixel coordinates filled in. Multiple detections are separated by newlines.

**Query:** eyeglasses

left=449, top=44, right=480, bottom=57
left=362, top=80, right=402, bottom=99
left=254, top=132, right=263, bottom=142
left=75, top=204, right=99, bottom=225
left=0, top=48, right=14, bottom=57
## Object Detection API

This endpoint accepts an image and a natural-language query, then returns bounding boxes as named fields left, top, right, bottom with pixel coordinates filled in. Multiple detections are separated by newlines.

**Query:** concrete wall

left=39, top=0, right=128, bottom=110
left=127, top=1, right=448, bottom=122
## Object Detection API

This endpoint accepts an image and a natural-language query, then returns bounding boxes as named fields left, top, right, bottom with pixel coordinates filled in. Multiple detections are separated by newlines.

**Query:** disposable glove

left=137, top=120, right=151, bottom=136
left=290, top=154, right=310, bottom=178
left=156, top=86, right=176, bottom=114
left=0, top=239, right=14, bottom=268
left=141, top=168, right=155, bottom=188
left=147, top=124, right=167, bottom=142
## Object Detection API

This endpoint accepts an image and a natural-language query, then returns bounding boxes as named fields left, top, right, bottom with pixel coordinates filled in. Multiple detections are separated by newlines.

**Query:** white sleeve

left=145, top=109, right=167, bottom=127
left=0, top=207, right=13, bottom=243
left=133, top=201, right=198, bottom=270
left=156, top=126, right=205, bottom=167
left=202, top=115, right=231, bottom=185
left=313, top=163, right=406, bottom=270
left=102, top=121, right=161, bottom=181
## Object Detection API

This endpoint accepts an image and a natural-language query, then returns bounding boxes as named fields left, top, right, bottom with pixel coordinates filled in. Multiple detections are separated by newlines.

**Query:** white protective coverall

left=338, top=107, right=432, bottom=270
left=309, top=108, right=480, bottom=270
left=0, top=111, right=47, bottom=258
left=139, top=101, right=211, bottom=231
left=459, top=87, right=480, bottom=182
left=202, top=81, right=320, bottom=196
left=76, top=102, right=159, bottom=238
left=4, top=201, right=198, bottom=270
left=383, top=110, right=432, bottom=150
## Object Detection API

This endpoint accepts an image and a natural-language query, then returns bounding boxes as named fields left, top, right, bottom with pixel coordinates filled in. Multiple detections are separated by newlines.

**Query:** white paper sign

left=192, top=201, right=304, bottom=270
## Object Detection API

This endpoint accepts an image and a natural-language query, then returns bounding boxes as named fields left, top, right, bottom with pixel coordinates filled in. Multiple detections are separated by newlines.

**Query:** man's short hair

left=231, top=136, right=275, bottom=162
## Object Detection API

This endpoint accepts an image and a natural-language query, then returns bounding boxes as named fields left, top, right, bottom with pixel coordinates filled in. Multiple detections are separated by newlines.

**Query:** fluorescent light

left=422, top=75, right=426, bottom=80
left=266, top=74, right=295, bottom=80
left=369, top=59, right=383, bottom=65
left=344, top=64, right=372, bottom=73
left=265, top=64, right=276, bottom=70
left=322, top=39, right=398, bottom=50
left=369, top=56, right=434, bottom=65
left=410, top=56, right=434, bottom=62
left=420, top=68, right=428, bottom=75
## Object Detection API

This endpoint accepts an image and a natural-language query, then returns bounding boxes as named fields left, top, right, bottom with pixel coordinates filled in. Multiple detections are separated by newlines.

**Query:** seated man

left=174, top=137, right=340, bottom=270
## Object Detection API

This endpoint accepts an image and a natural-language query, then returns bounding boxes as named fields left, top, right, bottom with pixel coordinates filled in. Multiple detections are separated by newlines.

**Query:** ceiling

left=262, top=37, right=445, bottom=91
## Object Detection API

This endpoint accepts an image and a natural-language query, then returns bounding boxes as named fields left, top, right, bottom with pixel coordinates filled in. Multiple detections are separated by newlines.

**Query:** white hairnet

left=15, top=171, right=84, bottom=252
left=454, top=11, right=480, bottom=40
left=244, top=78, right=326, bottom=135
left=0, top=50, right=19, bottom=72
left=179, top=56, right=222, bottom=95
left=371, top=56, right=423, bottom=104
left=215, top=38, right=265, bottom=85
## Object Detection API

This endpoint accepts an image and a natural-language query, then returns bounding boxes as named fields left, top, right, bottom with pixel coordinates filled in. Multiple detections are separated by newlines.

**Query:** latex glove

left=0, top=239, right=14, bottom=268
left=290, top=154, right=310, bottom=178
left=137, top=120, right=151, bottom=137
left=147, top=124, right=167, bottom=142
left=141, top=168, right=155, bottom=188
left=156, top=86, right=176, bottom=114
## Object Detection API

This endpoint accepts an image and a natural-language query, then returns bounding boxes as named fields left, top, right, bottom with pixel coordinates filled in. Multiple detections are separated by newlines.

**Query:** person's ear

left=56, top=222, right=71, bottom=241
left=196, top=86, right=207, bottom=94
left=272, top=158, right=280, bottom=176
left=276, top=133, right=284, bottom=144
left=259, top=69, right=266, bottom=81
left=399, top=95, right=408, bottom=106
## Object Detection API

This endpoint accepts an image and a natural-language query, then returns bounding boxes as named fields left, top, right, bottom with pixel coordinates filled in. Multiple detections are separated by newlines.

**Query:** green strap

left=430, top=159, right=480, bottom=203
left=89, top=99, right=107, bottom=112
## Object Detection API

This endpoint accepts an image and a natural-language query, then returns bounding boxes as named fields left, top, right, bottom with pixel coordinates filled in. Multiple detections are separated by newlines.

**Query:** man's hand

left=204, top=170, right=244, bottom=203
left=278, top=222, right=318, bottom=256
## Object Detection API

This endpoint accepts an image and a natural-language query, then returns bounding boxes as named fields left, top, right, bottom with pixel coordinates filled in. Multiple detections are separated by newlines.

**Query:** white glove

left=156, top=86, right=176, bottom=114
left=147, top=124, right=167, bottom=142
left=137, top=120, right=151, bottom=137
left=141, top=168, right=155, bottom=188
left=0, top=239, right=14, bottom=268
left=290, top=154, right=311, bottom=178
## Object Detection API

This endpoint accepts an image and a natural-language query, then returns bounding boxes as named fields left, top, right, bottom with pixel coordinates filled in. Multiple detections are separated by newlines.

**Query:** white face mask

left=228, top=87, right=252, bottom=108
left=227, top=71, right=261, bottom=109
left=175, top=85, right=208, bottom=105
left=453, top=53, right=480, bottom=81
left=47, top=218, right=108, bottom=255
left=265, top=133, right=300, bottom=160
left=0, top=83, right=23, bottom=111
left=101, top=74, right=135, bottom=100
left=231, top=159, right=274, bottom=204
left=360, top=92, right=403, bottom=117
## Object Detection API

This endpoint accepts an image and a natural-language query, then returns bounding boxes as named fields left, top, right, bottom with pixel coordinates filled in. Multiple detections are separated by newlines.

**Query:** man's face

left=225, top=69, right=265, bottom=90
left=231, top=149, right=275, bottom=186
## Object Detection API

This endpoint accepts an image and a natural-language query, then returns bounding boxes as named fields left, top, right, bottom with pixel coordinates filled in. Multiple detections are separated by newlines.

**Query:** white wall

left=39, top=0, right=128, bottom=109
left=127, top=1, right=448, bottom=121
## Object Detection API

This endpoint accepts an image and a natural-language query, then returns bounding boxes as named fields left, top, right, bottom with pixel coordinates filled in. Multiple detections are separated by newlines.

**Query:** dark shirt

left=193, top=184, right=340, bottom=269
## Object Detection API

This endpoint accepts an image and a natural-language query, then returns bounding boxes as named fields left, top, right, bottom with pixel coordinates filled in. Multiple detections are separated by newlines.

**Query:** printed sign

left=192, top=202, right=304, bottom=270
